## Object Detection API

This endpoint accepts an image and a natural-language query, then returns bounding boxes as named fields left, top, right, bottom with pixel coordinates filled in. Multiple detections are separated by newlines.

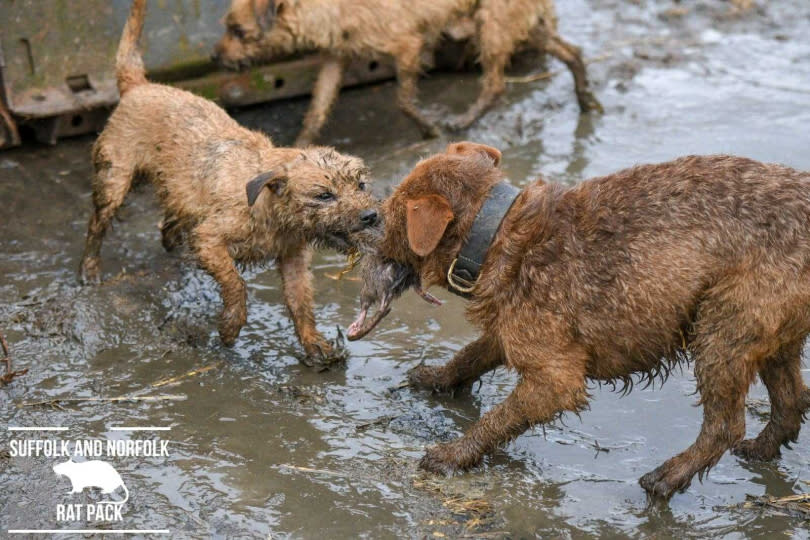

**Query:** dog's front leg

left=193, top=232, right=247, bottom=347
left=278, top=244, right=333, bottom=360
left=295, top=56, right=347, bottom=147
left=419, top=348, right=589, bottom=475
left=542, top=34, right=602, bottom=114
left=408, top=335, right=504, bottom=392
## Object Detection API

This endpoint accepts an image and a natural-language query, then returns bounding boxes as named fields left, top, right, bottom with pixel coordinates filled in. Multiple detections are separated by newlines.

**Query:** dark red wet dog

left=348, top=141, right=810, bottom=500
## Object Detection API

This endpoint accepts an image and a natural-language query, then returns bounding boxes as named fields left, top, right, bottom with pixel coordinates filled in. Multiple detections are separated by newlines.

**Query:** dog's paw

left=419, top=444, right=465, bottom=476
left=218, top=305, right=247, bottom=347
left=732, top=438, right=780, bottom=461
left=578, top=91, right=604, bottom=114
left=301, top=333, right=348, bottom=367
left=218, top=329, right=238, bottom=348
left=420, top=123, right=442, bottom=139
left=303, top=336, right=333, bottom=359
left=78, top=258, right=102, bottom=285
left=639, top=466, right=691, bottom=500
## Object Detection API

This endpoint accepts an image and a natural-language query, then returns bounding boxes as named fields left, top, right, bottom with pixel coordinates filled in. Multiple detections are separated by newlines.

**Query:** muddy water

left=3, top=0, right=810, bottom=537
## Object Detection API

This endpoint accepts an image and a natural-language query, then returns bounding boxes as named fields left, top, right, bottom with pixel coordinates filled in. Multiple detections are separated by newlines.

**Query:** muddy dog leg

left=733, top=340, right=810, bottom=461
left=639, top=304, right=763, bottom=499
left=419, top=344, right=590, bottom=474
left=278, top=243, right=333, bottom=360
left=408, top=335, right=504, bottom=392
left=192, top=224, right=247, bottom=347
left=639, top=363, right=751, bottom=498
left=295, top=56, right=347, bottom=148
left=541, top=34, right=602, bottom=113
left=79, top=156, right=135, bottom=284
left=394, top=37, right=440, bottom=139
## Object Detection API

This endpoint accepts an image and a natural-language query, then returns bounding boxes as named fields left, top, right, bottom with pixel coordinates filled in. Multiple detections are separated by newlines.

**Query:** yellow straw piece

left=325, top=250, right=363, bottom=280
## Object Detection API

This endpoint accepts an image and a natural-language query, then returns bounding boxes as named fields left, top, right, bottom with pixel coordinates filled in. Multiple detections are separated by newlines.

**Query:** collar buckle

left=447, top=258, right=477, bottom=294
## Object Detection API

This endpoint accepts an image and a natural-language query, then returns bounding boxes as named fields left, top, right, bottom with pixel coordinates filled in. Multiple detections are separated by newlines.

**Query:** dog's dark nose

left=360, top=209, right=378, bottom=227
left=210, top=51, right=221, bottom=64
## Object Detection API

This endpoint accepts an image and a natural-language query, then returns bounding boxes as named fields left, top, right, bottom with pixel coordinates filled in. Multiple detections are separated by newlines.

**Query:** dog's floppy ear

left=247, top=170, right=287, bottom=206
left=406, top=195, right=454, bottom=257
left=445, top=141, right=501, bottom=167
left=253, top=0, right=278, bottom=31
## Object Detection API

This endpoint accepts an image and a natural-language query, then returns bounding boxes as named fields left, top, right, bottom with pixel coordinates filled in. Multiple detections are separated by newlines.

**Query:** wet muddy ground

left=3, top=0, right=810, bottom=537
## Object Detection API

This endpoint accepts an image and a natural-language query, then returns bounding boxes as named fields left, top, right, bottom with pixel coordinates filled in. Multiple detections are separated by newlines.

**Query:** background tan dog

left=214, top=0, right=601, bottom=147
left=80, top=0, right=380, bottom=360
left=349, top=142, right=810, bottom=501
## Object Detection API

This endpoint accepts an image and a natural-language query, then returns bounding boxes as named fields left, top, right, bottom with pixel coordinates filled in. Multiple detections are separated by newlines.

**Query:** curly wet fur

left=357, top=142, right=810, bottom=500
left=79, top=0, right=379, bottom=358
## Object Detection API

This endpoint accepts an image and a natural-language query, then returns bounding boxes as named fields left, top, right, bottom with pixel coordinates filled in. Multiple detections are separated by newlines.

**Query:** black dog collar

left=447, top=181, right=521, bottom=296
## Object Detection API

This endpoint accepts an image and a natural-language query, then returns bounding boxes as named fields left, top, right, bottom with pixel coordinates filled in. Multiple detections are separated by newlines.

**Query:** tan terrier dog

left=80, top=0, right=380, bottom=360
left=213, top=0, right=601, bottom=147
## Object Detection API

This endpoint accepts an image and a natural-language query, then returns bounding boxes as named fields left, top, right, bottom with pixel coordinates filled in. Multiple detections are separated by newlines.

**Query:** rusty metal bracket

left=0, top=37, right=21, bottom=149
left=176, top=55, right=396, bottom=108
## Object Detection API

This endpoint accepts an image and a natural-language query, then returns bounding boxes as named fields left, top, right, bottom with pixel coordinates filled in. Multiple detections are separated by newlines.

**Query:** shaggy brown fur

left=348, top=142, right=810, bottom=500
left=80, top=0, right=380, bottom=359
left=213, top=0, right=601, bottom=147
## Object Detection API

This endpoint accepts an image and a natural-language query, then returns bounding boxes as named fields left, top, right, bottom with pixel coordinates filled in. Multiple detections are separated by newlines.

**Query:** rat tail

left=100, top=483, right=129, bottom=505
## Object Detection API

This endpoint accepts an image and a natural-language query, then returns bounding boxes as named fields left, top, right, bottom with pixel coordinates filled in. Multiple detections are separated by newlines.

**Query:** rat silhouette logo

left=53, top=458, right=129, bottom=505
left=6, top=431, right=171, bottom=531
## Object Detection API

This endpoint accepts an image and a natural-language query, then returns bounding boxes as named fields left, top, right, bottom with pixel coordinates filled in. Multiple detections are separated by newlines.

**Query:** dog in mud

left=79, top=0, right=380, bottom=360
left=213, top=0, right=601, bottom=147
left=347, top=141, right=810, bottom=500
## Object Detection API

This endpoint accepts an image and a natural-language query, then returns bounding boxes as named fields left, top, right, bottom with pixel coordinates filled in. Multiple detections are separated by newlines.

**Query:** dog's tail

left=116, top=0, right=148, bottom=95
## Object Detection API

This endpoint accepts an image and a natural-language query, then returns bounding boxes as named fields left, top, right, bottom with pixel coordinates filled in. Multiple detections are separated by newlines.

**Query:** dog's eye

left=358, top=182, right=366, bottom=191
left=315, top=192, right=336, bottom=201
left=229, top=25, right=246, bottom=39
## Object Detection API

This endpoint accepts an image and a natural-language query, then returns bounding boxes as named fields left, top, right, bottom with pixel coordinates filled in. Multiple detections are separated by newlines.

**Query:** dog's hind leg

left=639, top=294, right=767, bottom=499
left=295, top=56, right=346, bottom=148
left=539, top=32, right=602, bottom=114
left=408, top=335, right=504, bottom=392
left=192, top=224, right=246, bottom=347
left=639, top=356, right=753, bottom=499
left=733, top=339, right=810, bottom=461
left=79, top=147, right=136, bottom=284
left=394, top=37, right=440, bottom=139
